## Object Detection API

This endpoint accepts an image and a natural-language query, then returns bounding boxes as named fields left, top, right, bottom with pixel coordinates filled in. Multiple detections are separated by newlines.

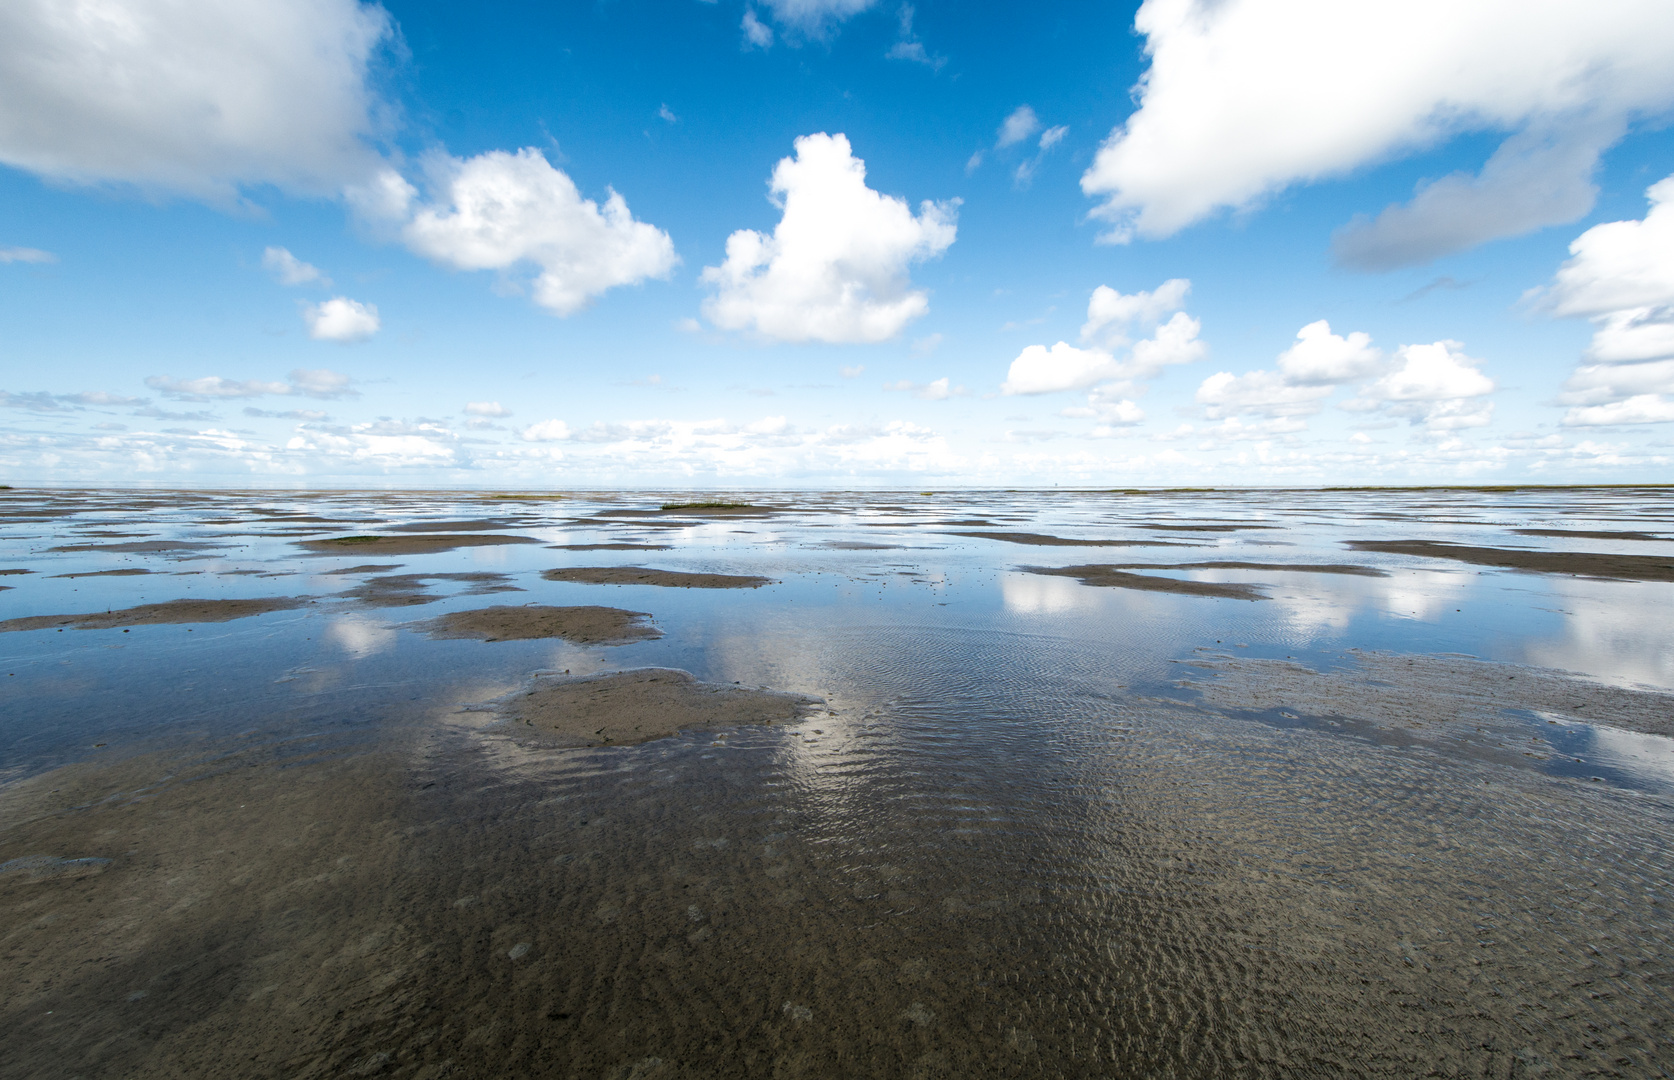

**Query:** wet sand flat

left=1025, top=564, right=1266, bottom=599
left=549, top=542, right=674, bottom=551
left=1348, top=538, right=1674, bottom=581
left=338, top=572, right=522, bottom=607
left=0, top=597, right=305, bottom=632
left=950, top=530, right=1198, bottom=547
left=541, top=566, right=773, bottom=588
left=419, top=604, right=659, bottom=643
left=1513, top=527, right=1665, bottom=541
left=1099, top=560, right=1387, bottom=576
left=297, top=534, right=542, bottom=556
left=499, top=667, right=816, bottom=744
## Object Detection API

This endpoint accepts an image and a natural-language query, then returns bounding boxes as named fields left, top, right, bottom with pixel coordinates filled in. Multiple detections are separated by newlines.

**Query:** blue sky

left=2, top=0, right=1673, bottom=487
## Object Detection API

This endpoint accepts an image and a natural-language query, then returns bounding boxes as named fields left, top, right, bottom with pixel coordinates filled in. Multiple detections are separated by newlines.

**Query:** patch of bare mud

left=541, top=566, right=772, bottom=589
left=497, top=667, right=817, bottom=745
left=338, top=573, right=523, bottom=608
left=1101, top=560, right=1386, bottom=577
left=46, top=540, right=230, bottom=554
left=549, top=543, right=673, bottom=551
left=1512, top=528, right=1665, bottom=541
left=297, top=534, right=541, bottom=556
left=1347, top=539, right=1674, bottom=582
left=0, top=597, right=307, bottom=632
left=0, top=569, right=32, bottom=576
left=953, top=531, right=1199, bottom=547
left=1180, top=650, right=1674, bottom=742
left=50, top=568, right=153, bottom=579
left=380, top=519, right=524, bottom=533
left=326, top=564, right=405, bottom=574
left=418, top=605, right=659, bottom=644
left=1137, top=523, right=1280, bottom=532
left=1025, top=565, right=1265, bottom=599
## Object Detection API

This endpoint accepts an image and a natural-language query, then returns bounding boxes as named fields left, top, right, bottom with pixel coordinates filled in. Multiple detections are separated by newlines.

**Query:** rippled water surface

left=2, top=487, right=1672, bottom=1078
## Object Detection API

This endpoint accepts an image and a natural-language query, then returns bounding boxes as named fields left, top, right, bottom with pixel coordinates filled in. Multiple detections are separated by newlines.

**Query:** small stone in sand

left=419, top=605, right=660, bottom=644
left=501, top=667, right=816, bottom=745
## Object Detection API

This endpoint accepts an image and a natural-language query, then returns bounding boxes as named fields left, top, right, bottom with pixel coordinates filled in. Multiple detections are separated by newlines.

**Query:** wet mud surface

left=419, top=605, right=660, bottom=644
left=298, top=534, right=542, bottom=556
left=0, top=597, right=306, bottom=632
left=2, top=486, right=1673, bottom=1078
left=1348, top=538, right=1674, bottom=581
left=497, top=667, right=817, bottom=745
left=949, top=531, right=1195, bottom=547
left=541, top=566, right=774, bottom=589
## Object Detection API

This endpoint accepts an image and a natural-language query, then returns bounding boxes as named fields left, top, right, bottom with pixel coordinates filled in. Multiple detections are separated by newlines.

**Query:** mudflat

left=0, top=597, right=306, bottom=632
left=1347, top=538, right=1674, bottom=581
left=950, top=531, right=1197, bottom=547
left=498, top=667, right=816, bottom=745
left=419, top=604, right=660, bottom=644
left=297, top=534, right=542, bottom=556
left=541, top=566, right=773, bottom=589
left=1025, top=564, right=1266, bottom=599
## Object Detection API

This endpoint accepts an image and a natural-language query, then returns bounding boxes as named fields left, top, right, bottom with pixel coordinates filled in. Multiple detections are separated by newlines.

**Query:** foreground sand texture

left=499, top=667, right=817, bottom=744
left=2, top=485, right=1672, bottom=1077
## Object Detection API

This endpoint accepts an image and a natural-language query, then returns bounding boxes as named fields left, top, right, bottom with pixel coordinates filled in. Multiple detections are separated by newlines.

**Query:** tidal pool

left=1, top=486, right=1671, bottom=1077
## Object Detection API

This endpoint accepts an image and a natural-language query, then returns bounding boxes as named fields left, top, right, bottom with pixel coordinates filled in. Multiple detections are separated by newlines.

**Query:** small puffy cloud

left=0, top=0, right=392, bottom=201
left=659, top=104, right=678, bottom=123
left=1197, top=370, right=1332, bottom=420
left=146, top=368, right=356, bottom=401
left=840, top=364, right=865, bottom=378
left=997, top=106, right=1041, bottom=149
left=1081, top=0, right=1674, bottom=258
left=0, top=246, right=54, bottom=264
left=465, top=401, right=511, bottom=417
left=391, top=149, right=678, bottom=316
left=755, top=0, right=875, bottom=42
left=1082, top=279, right=1190, bottom=350
left=1, top=389, right=143, bottom=412
left=1129, top=312, right=1207, bottom=376
left=304, top=297, right=379, bottom=342
left=701, top=133, right=958, bottom=343
left=1060, top=386, right=1145, bottom=428
left=1346, top=341, right=1495, bottom=429
left=1038, top=126, right=1068, bottom=153
left=263, top=246, right=328, bottom=286
left=521, top=419, right=572, bottom=442
left=884, top=376, right=959, bottom=400
left=1563, top=394, right=1674, bottom=427
left=887, top=5, right=946, bottom=70
left=1532, top=176, right=1674, bottom=424
left=1275, top=320, right=1385, bottom=385
left=742, top=9, right=774, bottom=47
left=1002, top=343, right=1119, bottom=396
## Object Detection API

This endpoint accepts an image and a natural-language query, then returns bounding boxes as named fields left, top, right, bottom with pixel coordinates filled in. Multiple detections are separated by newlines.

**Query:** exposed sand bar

left=951, top=531, right=1199, bottom=547
left=381, top=518, right=524, bottom=533
left=1137, top=523, right=1280, bottom=532
left=1025, top=565, right=1265, bottom=599
left=541, top=566, right=773, bottom=589
left=1183, top=650, right=1674, bottom=739
left=46, top=540, right=229, bottom=554
left=419, top=604, right=659, bottom=643
left=1512, top=528, right=1666, bottom=541
left=549, top=542, right=673, bottom=551
left=339, top=572, right=522, bottom=607
left=499, top=667, right=816, bottom=745
left=297, top=534, right=542, bottom=556
left=0, top=597, right=307, bottom=632
left=1100, top=560, right=1387, bottom=577
left=1347, top=539, right=1674, bottom=581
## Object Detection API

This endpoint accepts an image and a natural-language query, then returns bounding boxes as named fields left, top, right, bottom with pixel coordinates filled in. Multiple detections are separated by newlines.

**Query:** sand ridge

left=0, top=597, right=308, bottom=632
left=497, top=667, right=817, bottom=745
left=417, top=604, right=660, bottom=644
left=1025, top=564, right=1266, bottom=599
left=1347, top=539, right=1674, bottom=581
left=297, top=534, right=542, bottom=556
left=951, top=531, right=1199, bottom=547
left=541, top=566, right=773, bottom=589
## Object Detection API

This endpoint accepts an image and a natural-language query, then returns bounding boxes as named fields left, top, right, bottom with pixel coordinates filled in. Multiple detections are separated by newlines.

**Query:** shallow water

left=2, top=487, right=1672, bottom=1077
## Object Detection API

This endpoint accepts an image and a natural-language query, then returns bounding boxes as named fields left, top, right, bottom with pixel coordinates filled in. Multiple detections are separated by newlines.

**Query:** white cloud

left=1276, top=320, right=1384, bottom=384
left=700, top=133, right=957, bottom=343
left=756, top=0, right=875, bottom=41
left=884, top=376, right=958, bottom=400
left=886, top=6, right=946, bottom=70
left=1347, top=340, right=1495, bottom=429
left=1081, top=0, right=1674, bottom=261
left=1533, top=175, right=1674, bottom=424
left=262, top=246, right=327, bottom=286
left=0, top=0, right=392, bottom=201
left=1002, top=343, right=1119, bottom=396
left=659, top=104, right=678, bottom=123
left=0, top=246, right=54, bottom=264
left=1197, top=370, right=1332, bottom=420
left=392, top=149, right=678, bottom=316
left=840, top=364, right=865, bottom=378
left=997, top=106, right=1041, bottom=149
left=465, top=401, right=511, bottom=417
left=1060, top=386, right=1145, bottom=428
left=1082, top=279, right=1190, bottom=350
left=1129, top=312, right=1207, bottom=376
left=304, top=296, right=380, bottom=342
left=521, top=419, right=572, bottom=442
left=1562, top=394, right=1674, bottom=427
left=742, top=9, right=774, bottom=48
left=146, top=368, right=356, bottom=401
